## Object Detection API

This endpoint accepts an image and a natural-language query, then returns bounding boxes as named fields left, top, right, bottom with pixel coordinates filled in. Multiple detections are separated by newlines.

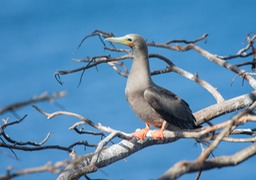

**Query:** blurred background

left=0, top=0, right=255, bottom=179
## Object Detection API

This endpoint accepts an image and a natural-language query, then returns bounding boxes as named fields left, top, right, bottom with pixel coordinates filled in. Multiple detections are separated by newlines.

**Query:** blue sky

left=1, top=0, right=256, bottom=179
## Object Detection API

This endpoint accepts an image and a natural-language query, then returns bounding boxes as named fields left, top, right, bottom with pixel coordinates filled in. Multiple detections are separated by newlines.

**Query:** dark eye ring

left=127, top=38, right=132, bottom=42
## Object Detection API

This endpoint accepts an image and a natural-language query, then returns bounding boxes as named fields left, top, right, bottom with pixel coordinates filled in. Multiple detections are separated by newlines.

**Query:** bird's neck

left=126, top=47, right=152, bottom=92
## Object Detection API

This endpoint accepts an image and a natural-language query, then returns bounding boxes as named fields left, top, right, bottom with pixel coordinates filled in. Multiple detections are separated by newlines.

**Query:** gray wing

left=144, top=85, right=197, bottom=129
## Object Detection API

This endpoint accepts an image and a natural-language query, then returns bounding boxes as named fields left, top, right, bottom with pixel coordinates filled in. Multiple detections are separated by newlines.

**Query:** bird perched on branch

left=105, top=34, right=199, bottom=140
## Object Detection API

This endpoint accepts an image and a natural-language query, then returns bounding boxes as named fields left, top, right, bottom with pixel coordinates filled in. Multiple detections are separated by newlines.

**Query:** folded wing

left=144, top=85, right=197, bottom=129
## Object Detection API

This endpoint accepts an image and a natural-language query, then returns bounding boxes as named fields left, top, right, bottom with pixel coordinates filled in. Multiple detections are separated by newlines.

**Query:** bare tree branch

left=57, top=135, right=178, bottom=180
left=0, top=91, right=66, bottom=115
left=76, top=30, right=114, bottom=51
left=194, top=91, right=256, bottom=125
left=165, top=33, right=208, bottom=45
left=0, top=105, right=95, bottom=155
left=159, top=101, right=256, bottom=180
left=159, top=143, right=256, bottom=180
left=217, top=33, right=256, bottom=60
left=190, top=44, right=256, bottom=90
left=0, top=161, right=69, bottom=180
left=149, top=54, right=225, bottom=103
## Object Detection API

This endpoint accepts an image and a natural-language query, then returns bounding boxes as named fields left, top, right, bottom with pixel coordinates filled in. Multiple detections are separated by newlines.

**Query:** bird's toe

left=151, top=129, right=164, bottom=140
left=132, top=129, right=149, bottom=140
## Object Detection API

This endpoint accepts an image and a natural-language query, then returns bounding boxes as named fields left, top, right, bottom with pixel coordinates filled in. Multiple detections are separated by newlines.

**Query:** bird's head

left=105, top=34, right=146, bottom=49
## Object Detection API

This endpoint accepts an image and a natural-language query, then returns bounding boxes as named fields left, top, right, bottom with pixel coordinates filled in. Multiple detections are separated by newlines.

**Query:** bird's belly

left=126, top=93, right=164, bottom=128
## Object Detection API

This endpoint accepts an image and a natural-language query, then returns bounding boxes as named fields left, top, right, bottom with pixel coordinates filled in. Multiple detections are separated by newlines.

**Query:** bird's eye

left=127, top=38, right=132, bottom=42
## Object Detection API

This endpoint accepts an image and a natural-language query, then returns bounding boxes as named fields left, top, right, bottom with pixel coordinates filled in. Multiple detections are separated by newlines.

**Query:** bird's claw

left=151, top=129, right=164, bottom=140
left=132, top=129, right=148, bottom=140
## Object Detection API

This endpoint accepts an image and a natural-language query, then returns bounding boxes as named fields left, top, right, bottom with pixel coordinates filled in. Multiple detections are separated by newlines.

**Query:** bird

left=105, top=34, right=198, bottom=140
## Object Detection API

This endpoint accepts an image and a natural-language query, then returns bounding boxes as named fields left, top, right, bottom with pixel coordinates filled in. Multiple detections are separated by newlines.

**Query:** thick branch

left=57, top=136, right=178, bottom=180
left=194, top=91, right=256, bottom=125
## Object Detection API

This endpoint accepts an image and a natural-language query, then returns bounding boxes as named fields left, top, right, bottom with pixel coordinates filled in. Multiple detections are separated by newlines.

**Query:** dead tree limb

left=159, top=143, right=256, bottom=180
left=0, top=91, right=66, bottom=115
left=194, top=91, right=256, bottom=125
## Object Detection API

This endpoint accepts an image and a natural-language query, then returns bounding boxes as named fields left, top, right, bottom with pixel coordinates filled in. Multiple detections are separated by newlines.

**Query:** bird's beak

left=105, top=36, right=134, bottom=47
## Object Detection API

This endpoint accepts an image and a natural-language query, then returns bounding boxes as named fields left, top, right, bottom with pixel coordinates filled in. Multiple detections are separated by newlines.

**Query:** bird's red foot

left=132, top=125, right=150, bottom=140
left=132, top=129, right=149, bottom=140
left=151, top=129, right=164, bottom=140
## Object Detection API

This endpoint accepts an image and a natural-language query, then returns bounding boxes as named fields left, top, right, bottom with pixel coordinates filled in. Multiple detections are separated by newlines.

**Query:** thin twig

left=0, top=92, right=66, bottom=115
left=107, top=61, right=129, bottom=78
left=1, top=161, right=69, bottom=179
left=217, top=33, right=256, bottom=60
left=165, top=33, right=208, bottom=45
left=76, top=30, right=114, bottom=51
left=33, top=105, right=132, bottom=139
